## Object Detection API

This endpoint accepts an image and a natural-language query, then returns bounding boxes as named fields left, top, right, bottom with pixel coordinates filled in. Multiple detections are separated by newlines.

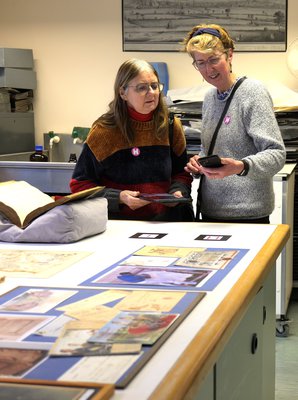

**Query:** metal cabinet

left=271, top=164, right=296, bottom=321
left=188, top=267, right=276, bottom=400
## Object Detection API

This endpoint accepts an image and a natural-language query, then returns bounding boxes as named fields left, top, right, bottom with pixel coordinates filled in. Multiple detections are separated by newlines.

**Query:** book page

left=0, top=181, right=53, bottom=226
left=0, top=181, right=105, bottom=228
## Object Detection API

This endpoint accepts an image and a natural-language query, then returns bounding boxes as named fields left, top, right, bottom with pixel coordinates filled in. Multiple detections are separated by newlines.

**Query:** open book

left=0, top=181, right=105, bottom=229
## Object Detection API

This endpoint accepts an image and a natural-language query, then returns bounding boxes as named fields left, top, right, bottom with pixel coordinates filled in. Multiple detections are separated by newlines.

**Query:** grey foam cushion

left=0, top=197, right=108, bottom=243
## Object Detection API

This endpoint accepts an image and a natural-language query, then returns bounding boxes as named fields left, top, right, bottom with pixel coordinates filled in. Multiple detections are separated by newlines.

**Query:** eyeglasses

left=125, top=82, right=164, bottom=95
left=192, top=52, right=226, bottom=71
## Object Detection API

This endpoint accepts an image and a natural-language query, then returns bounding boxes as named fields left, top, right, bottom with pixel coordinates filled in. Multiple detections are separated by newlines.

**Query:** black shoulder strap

left=168, top=112, right=174, bottom=148
left=207, top=76, right=246, bottom=155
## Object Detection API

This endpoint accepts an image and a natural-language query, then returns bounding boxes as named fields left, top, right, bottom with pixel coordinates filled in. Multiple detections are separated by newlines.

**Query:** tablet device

left=139, top=193, right=191, bottom=204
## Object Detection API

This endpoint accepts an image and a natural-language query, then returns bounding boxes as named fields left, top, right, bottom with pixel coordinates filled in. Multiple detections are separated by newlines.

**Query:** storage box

left=0, top=90, right=11, bottom=112
left=0, top=68, right=37, bottom=89
left=0, top=103, right=11, bottom=112
left=0, top=48, right=34, bottom=69
left=0, top=112, right=35, bottom=154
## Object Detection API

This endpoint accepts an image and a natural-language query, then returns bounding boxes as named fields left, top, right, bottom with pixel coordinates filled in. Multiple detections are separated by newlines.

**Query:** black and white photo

left=122, top=0, right=287, bottom=52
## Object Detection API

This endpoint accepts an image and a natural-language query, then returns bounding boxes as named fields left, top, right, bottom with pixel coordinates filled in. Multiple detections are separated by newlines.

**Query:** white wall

left=0, top=0, right=298, bottom=144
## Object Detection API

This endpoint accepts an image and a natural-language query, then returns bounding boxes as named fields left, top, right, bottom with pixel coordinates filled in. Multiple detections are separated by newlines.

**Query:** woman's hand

left=119, top=190, right=149, bottom=210
left=119, top=190, right=186, bottom=209
left=165, top=191, right=184, bottom=207
left=185, top=156, right=245, bottom=179
left=200, top=157, right=246, bottom=179
left=185, top=155, right=200, bottom=175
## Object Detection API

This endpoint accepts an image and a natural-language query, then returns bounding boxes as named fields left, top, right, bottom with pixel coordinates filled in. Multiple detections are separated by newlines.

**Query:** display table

left=0, top=220, right=289, bottom=400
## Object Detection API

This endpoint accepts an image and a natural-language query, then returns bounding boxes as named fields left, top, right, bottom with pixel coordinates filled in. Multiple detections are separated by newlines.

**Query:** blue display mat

left=0, top=285, right=205, bottom=388
left=80, top=246, right=249, bottom=292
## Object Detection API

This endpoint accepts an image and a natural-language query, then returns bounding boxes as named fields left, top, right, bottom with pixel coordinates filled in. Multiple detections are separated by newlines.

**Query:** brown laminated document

left=0, top=181, right=104, bottom=229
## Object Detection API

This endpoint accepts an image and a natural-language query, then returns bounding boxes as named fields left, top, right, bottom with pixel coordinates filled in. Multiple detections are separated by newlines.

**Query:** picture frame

left=0, top=378, right=114, bottom=400
left=122, top=0, right=287, bottom=52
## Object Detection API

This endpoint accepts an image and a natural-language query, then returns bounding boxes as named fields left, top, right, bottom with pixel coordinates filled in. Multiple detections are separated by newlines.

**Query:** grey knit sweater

left=200, top=77, right=286, bottom=220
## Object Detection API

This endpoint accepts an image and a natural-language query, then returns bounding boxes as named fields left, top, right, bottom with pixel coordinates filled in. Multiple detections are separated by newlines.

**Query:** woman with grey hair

left=70, top=58, right=193, bottom=221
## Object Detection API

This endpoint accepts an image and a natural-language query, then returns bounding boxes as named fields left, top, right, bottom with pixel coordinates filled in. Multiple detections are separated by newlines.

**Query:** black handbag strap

left=168, top=111, right=174, bottom=147
left=207, top=76, right=246, bottom=155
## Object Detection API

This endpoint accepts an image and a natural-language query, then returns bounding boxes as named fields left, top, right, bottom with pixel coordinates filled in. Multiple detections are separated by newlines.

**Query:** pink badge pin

left=224, top=115, right=231, bottom=125
left=131, top=147, right=140, bottom=156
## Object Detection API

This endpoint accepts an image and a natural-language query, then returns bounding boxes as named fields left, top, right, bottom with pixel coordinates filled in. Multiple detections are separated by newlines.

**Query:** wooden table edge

left=149, top=224, right=290, bottom=400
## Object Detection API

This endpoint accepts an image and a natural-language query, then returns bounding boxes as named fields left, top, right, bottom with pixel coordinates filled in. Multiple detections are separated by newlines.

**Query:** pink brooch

left=131, top=147, right=140, bottom=156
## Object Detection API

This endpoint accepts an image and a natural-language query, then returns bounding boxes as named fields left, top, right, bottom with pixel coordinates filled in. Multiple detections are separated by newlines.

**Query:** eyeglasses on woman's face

left=125, top=82, right=164, bottom=95
left=192, top=52, right=227, bottom=71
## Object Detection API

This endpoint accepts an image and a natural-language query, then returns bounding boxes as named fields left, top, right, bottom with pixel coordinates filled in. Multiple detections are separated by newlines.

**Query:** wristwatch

left=237, top=159, right=249, bottom=176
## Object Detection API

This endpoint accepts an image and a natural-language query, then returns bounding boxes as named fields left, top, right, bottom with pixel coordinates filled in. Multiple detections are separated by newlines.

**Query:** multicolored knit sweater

left=70, top=116, right=192, bottom=220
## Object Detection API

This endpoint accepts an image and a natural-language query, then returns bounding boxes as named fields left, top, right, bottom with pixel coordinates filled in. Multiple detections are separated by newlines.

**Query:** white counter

left=0, top=220, right=289, bottom=399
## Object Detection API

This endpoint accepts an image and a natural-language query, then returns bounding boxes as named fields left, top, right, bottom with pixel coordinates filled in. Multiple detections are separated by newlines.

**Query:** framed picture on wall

left=122, top=0, right=287, bottom=52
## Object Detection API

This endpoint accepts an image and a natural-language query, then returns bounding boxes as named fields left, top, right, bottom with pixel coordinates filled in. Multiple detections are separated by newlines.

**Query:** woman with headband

left=183, top=23, right=285, bottom=223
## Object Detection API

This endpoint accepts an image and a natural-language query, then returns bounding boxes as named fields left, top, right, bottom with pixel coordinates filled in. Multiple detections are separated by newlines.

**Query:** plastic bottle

left=29, top=145, right=48, bottom=162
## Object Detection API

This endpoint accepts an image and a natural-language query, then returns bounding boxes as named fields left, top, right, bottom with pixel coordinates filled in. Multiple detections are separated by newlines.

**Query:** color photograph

left=94, top=265, right=213, bottom=287
left=88, top=312, right=179, bottom=345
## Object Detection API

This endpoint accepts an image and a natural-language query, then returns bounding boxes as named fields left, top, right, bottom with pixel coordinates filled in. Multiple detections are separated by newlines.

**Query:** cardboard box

left=0, top=90, right=11, bottom=112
